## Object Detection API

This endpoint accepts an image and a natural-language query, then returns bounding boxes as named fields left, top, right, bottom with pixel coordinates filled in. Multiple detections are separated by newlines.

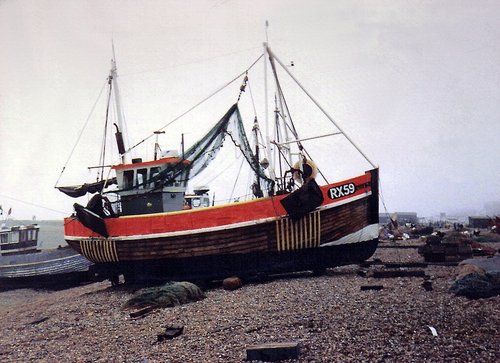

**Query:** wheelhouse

left=112, top=156, right=191, bottom=215
left=0, top=224, right=39, bottom=255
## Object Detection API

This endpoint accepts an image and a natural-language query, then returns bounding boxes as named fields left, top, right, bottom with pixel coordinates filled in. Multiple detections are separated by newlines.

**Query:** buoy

left=292, top=159, right=318, bottom=183
left=223, top=276, right=243, bottom=290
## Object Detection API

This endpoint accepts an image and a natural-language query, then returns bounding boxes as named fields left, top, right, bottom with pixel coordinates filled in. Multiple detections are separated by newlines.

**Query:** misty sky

left=1, top=0, right=499, bottom=220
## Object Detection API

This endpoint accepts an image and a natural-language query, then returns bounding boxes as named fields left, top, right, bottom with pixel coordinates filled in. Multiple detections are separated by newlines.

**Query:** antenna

left=154, top=130, right=165, bottom=160
left=265, top=20, right=269, bottom=44
left=112, top=39, right=116, bottom=62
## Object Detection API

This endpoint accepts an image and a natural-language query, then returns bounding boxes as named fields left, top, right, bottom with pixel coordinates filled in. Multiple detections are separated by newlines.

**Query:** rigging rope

left=124, top=54, right=264, bottom=155
left=120, top=46, right=262, bottom=77
left=229, top=157, right=246, bottom=202
left=378, top=176, right=392, bottom=218
left=269, top=48, right=377, bottom=169
left=268, top=54, right=301, bottom=149
left=54, top=80, right=108, bottom=188
left=0, top=193, right=68, bottom=215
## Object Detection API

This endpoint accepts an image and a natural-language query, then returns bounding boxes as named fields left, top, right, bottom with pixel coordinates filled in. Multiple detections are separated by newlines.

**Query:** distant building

left=379, top=212, right=418, bottom=225
left=468, top=216, right=493, bottom=229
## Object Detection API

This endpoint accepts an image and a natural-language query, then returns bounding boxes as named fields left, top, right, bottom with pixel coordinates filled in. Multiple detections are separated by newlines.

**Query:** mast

left=263, top=30, right=277, bottom=184
left=252, top=117, right=263, bottom=198
left=264, top=21, right=272, bottom=180
left=267, top=47, right=294, bottom=173
left=110, top=44, right=128, bottom=164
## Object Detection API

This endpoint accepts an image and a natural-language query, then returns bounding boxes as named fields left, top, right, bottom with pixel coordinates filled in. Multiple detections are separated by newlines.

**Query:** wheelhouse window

left=201, top=197, right=210, bottom=207
left=136, top=168, right=148, bottom=189
left=150, top=167, right=161, bottom=188
left=28, top=229, right=37, bottom=240
left=8, top=231, right=18, bottom=243
left=123, top=170, right=134, bottom=189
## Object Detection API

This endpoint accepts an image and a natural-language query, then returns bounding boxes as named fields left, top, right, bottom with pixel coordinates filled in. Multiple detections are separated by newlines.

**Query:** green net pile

left=124, top=281, right=206, bottom=309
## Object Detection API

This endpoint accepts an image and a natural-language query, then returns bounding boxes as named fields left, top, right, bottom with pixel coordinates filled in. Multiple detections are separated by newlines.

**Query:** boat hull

left=0, top=246, right=93, bottom=290
left=65, top=169, right=379, bottom=281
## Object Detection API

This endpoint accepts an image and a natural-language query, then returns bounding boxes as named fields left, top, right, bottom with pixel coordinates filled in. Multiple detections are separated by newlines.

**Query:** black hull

left=90, top=239, right=378, bottom=284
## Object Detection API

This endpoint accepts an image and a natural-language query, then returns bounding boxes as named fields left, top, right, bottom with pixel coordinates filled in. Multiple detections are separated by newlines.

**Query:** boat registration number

left=328, top=183, right=356, bottom=200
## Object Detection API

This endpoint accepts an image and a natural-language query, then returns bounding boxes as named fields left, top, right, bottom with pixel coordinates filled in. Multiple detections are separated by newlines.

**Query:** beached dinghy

left=57, top=44, right=379, bottom=282
left=0, top=217, right=92, bottom=289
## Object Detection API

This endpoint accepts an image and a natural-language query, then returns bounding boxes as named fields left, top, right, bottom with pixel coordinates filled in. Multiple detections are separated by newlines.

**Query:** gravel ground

left=0, top=244, right=498, bottom=362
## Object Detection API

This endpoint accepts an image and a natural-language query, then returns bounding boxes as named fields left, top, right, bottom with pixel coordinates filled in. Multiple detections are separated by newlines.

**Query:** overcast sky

left=1, top=0, right=499, bottom=220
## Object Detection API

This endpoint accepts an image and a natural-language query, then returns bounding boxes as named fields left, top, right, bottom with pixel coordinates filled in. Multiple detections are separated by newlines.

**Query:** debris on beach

left=418, top=232, right=477, bottom=262
left=379, top=219, right=434, bottom=241
left=428, top=326, right=438, bottom=337
left=418, top=231, right=496, bottom=262
left=157, top=325, right=184, bottom=341
left=422, top=278, right=433, bottom=291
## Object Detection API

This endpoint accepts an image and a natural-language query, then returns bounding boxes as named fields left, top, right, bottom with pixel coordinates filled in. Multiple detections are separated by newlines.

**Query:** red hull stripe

left=65, top=172, right=372, bottom=239
left=65, top=191, right=371, bottom=241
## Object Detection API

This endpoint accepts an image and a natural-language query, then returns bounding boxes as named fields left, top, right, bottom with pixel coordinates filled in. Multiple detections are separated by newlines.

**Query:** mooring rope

left=124, top=54, right=264, bottom=155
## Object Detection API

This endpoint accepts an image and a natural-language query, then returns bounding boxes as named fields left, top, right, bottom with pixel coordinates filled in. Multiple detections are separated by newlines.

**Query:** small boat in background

left=0, top=211, right=93, bottom=290
left=0, top=245, right=93, bottom=290
left=0, top=223, right=39, bottom=256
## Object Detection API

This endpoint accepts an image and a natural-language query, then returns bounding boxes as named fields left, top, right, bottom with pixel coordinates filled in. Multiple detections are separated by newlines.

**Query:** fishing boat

left=57, top=43, right=379, bottom=282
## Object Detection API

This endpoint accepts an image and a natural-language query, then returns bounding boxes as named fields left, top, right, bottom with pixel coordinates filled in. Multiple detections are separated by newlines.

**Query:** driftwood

left=129, top=305, right=157, bottom=319
left=372, top=270, right=427, bottom=278
left=29, top=317, right=49, bottom=325
left=360, top=261, right=427, bottom=268
left=384, top=262, right=428, bottom=268
left=246, top=342, right=300, bottom=362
